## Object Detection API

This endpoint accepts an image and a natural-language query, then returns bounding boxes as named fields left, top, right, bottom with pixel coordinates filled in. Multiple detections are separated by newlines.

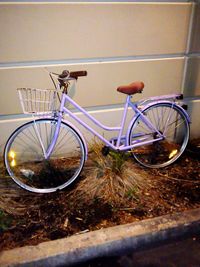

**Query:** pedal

left=176, top=94, right=183, bottom=100
left=102, top=146, right=110, bottom=156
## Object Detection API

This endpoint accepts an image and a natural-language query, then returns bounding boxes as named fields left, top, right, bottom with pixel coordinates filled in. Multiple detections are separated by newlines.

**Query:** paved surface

left=1, top=208, right=200, bottom=267
left=75, top=234, right=200, bottom=267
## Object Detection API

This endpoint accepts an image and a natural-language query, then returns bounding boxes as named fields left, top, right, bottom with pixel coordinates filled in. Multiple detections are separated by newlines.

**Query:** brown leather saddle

left=117, top=82, right=144, bottom=95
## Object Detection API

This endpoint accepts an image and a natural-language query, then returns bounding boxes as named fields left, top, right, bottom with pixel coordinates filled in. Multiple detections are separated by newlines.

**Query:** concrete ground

left=1, top=208, right=200, bottom=267
left=75, top=234, right=200, bottom=267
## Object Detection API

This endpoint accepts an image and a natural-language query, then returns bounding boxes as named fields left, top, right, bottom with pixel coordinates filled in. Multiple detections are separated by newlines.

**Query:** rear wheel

left=129, top=103, right=190, bottom=168
left=4, top=118, right=86, bottom=193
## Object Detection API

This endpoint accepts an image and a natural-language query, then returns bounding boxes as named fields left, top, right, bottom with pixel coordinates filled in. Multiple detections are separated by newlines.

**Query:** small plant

left=109, top=150, right=129, bottom=175
left=125, top=187, right=139, bottom=200
left=89, top=140, right=128, bottom=175
left=71, top=139, right=149, bottom=204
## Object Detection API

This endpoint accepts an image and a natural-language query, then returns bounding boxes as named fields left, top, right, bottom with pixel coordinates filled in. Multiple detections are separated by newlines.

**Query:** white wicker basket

left=17, top=88, right=58, bottom=115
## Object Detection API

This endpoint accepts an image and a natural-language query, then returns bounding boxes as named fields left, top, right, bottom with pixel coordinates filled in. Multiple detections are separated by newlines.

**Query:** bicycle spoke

left=4, top=119, right=85, bottom=193
left=129, top=103, right=189, bottom=168
left=53, top=131, right=77, bottom=155
left=165, top=116, right=185, bottom=134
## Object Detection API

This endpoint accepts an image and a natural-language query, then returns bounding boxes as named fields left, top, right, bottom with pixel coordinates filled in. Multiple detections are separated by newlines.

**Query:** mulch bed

left=0, top=139, right=199, bottom=252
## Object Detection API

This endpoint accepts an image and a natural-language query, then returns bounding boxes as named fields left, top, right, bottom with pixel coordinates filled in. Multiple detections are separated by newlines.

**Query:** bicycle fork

left=33, top=115, right=62, bottom=160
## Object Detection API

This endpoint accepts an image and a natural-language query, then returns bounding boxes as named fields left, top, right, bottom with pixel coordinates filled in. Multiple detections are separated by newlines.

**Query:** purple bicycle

left=4, top=70, right=190, bottom=193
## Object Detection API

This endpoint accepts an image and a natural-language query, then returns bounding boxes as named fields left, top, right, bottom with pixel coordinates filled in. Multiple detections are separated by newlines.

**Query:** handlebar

left=58, top=70, right=87, bottom=80
left=69, top=71, right=87, bottom=79
left=57, top=70, right=87, bottom=88
left=48, top=69, right=87, bottom=93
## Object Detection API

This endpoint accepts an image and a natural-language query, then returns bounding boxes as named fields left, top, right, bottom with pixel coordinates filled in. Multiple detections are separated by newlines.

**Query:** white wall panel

left=0, top=58, right=184, bottom=115
left=186, top=99, right=200, bottom=138
left=0, top=3, right=191, bottom=63
left=184, top=57, right=200, bottom=97
left=189, top=3, right=200, bottom=53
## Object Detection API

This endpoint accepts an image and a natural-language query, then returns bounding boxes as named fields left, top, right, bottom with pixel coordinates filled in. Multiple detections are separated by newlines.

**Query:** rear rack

left=138, top=93, right=183, bottom=106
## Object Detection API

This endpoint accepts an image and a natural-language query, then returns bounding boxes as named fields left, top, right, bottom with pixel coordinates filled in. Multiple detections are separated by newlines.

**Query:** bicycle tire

left=4, top=118, right=86, bottom=193
left=128, top=102, right=190, bottom=168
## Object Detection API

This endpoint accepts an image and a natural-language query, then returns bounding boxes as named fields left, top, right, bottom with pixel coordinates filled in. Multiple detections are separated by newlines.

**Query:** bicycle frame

left=66, top=93, right=166, bottom=147
left=45, top=92, right=166, bottom=159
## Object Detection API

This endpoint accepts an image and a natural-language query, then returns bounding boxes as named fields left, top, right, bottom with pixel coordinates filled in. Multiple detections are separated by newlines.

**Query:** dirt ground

left=0, top=139, right=200, bottom=252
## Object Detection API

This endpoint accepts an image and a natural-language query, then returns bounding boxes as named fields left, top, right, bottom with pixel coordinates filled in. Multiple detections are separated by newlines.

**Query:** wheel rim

left=129, top=104, right=189, bottom=168
left=5, top=119, right=85, bottom=193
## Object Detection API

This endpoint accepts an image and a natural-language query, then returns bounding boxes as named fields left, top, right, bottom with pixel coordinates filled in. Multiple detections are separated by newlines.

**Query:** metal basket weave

left=17, top=88, right=58, bottom=115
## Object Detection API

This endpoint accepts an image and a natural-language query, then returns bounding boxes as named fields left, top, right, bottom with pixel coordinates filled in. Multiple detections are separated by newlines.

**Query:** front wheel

left=4, top=118, right=86, bottom=193
left=129, top=103, right=190, bottom=168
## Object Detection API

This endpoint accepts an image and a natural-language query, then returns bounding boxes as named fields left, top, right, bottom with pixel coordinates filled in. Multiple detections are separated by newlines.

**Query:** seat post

left=116, top=95, right=130, bottom=147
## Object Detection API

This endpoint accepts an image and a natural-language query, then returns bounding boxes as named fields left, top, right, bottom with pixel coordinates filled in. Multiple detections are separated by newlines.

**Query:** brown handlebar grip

left=70, top=71, right=87, bottom=79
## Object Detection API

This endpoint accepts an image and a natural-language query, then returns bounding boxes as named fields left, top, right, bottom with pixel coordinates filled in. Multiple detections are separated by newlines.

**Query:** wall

left=0, top=1, right=199, bottom=155
left=183, top=1, right=200, bottom=140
